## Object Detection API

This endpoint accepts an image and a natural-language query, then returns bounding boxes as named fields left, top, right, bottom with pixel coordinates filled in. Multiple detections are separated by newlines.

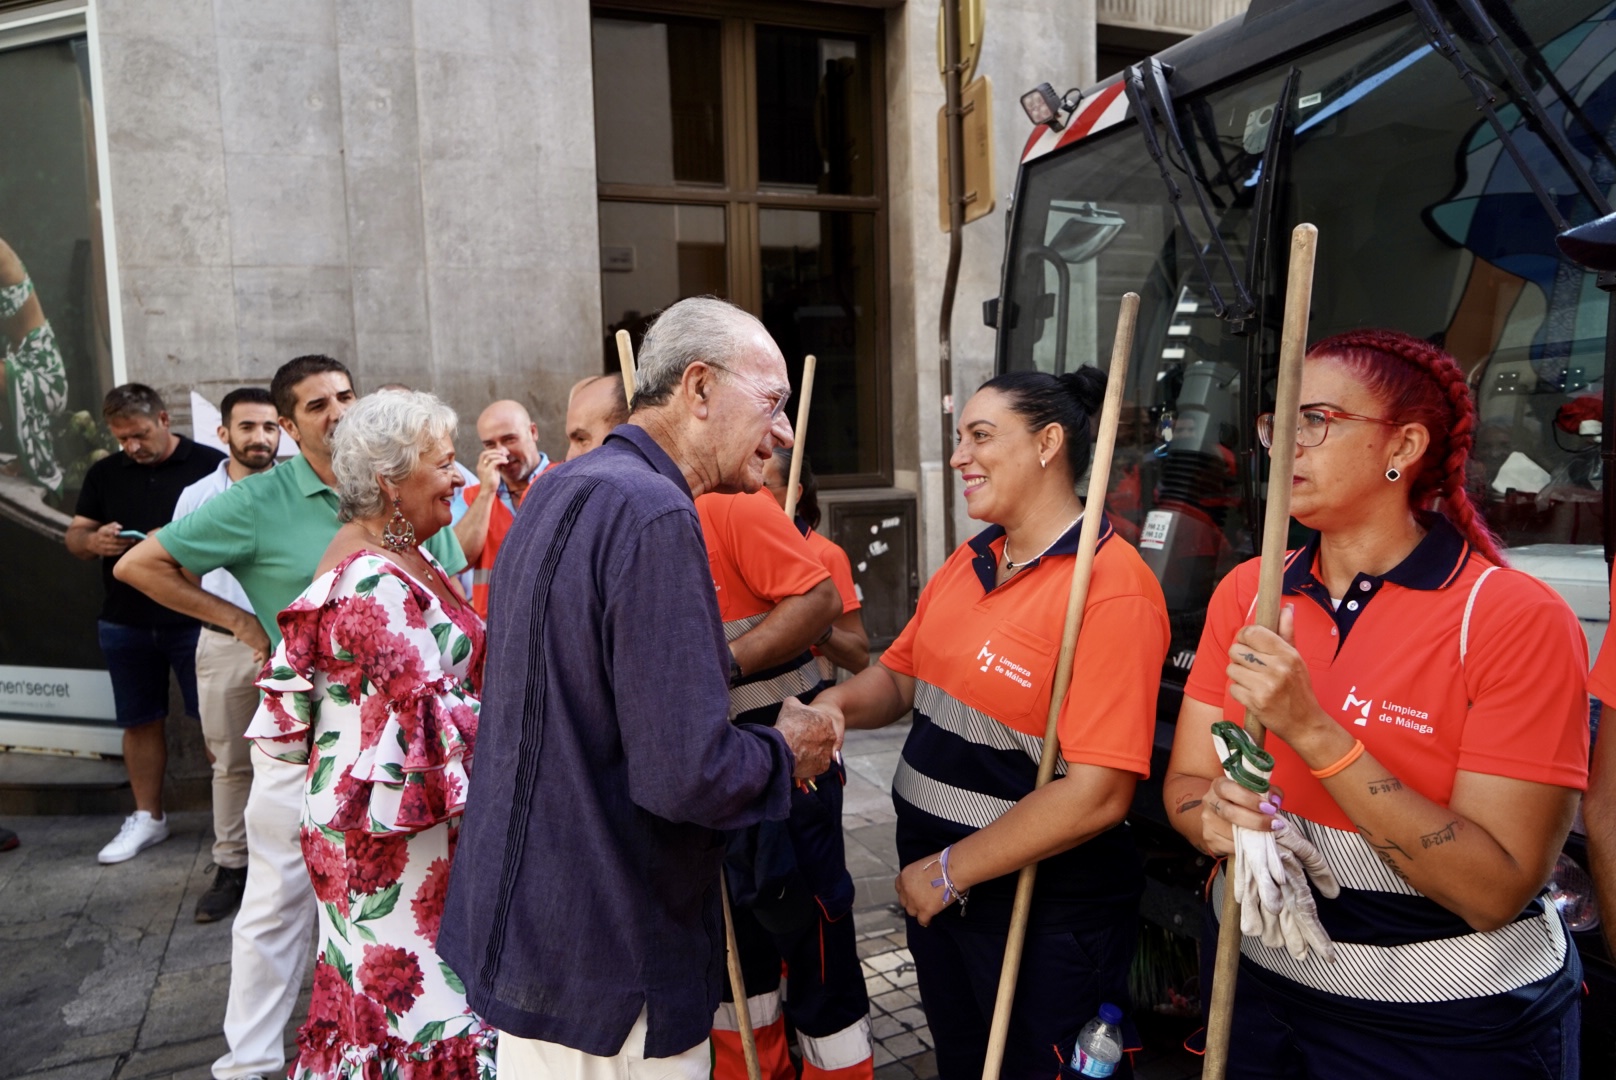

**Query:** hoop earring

left=382, top=496, right=417, bottom=551
left=1385, top=467, right=1401, bottom=483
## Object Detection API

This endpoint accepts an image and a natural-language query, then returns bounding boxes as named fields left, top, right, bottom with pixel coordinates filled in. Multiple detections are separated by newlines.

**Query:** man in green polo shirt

left=114, top=355, right=465, bottom=1080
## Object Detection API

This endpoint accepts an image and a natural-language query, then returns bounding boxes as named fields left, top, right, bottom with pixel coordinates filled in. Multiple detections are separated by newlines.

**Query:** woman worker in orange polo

left=808, top=368, right=1169, bottom=1080
left=1163, top=329, right=1589, bottom=1078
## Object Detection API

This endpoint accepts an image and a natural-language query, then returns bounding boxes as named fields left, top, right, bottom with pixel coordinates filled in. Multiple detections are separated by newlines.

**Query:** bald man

left=455, top=399, right=553, bottom=615
left=565, top=375, right=631, bottom=461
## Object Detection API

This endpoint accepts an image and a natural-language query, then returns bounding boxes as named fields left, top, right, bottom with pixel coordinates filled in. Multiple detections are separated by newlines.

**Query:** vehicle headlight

left=1546, top=853, right=1601, bottom=933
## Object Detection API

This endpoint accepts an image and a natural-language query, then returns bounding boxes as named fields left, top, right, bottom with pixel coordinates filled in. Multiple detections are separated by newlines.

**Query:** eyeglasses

left=1257, top=408, right=1402, bottom=449
left=709, top=363, right=791, bottom=423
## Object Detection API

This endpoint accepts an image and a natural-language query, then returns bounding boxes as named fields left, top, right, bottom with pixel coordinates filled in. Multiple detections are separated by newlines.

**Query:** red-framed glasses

left=1257, top=408, right=1402, bottom=449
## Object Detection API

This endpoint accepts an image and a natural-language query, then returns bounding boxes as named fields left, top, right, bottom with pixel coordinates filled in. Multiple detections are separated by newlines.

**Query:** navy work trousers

left=906, top=913, right=1137, bottom=1080
left=1214, top=956, right=1581, bottom=1079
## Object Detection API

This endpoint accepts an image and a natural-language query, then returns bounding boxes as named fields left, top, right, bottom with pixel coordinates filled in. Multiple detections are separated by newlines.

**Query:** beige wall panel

left=888, top=0, right=1095, bottom=573
left=98, top=0, right=600, bottom=467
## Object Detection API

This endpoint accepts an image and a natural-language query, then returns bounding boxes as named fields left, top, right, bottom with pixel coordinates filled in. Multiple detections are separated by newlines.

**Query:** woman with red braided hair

left=1162, top=329, right=1590, bottom=1078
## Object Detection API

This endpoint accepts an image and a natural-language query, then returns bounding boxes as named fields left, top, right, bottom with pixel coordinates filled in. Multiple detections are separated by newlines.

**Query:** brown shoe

left=195, top=864, right=247, bottom=922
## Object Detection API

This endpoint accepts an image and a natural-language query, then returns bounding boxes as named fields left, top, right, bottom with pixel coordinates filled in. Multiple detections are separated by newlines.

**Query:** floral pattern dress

left=247, top=551, right=495, bottom=1080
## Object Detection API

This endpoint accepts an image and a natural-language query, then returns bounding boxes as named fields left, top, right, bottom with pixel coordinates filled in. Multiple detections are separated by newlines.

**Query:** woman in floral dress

left=248, top=390, right=496, bottom=1080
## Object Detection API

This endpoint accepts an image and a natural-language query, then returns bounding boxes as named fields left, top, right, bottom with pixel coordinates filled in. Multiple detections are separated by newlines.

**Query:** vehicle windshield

left=1000, top=0, right=1615, bottom=688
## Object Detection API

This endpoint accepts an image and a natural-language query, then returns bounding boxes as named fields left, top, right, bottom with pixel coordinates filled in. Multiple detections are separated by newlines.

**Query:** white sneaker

left=98, top=811, right=169, bottom=864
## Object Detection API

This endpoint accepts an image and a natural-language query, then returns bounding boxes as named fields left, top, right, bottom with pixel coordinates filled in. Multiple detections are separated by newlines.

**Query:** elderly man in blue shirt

left=439, top=296, right=840, bottom=1079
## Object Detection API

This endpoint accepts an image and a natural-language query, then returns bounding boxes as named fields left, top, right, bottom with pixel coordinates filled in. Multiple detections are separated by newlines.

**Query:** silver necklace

left=1003, top=512, right=1082, bottom=571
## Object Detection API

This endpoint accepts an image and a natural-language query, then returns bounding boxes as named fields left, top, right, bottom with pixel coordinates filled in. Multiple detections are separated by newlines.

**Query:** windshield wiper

left=1125, top=58, right=1257, bottom=330
left=1245, top=68, right=1300, bottom=306
left=1409, top=0, right=1611, bottom=229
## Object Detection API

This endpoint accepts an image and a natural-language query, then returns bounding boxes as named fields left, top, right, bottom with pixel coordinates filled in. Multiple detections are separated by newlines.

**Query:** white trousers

left=496, top=1009, right=710, bottom=1080
left=212, top=748, right=316, bottom=1079
left=194, top=628, right=258, bottom=868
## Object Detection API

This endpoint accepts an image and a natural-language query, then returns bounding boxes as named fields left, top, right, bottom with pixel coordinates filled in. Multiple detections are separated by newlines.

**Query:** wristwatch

left=728, top=653, right=743, bottom=687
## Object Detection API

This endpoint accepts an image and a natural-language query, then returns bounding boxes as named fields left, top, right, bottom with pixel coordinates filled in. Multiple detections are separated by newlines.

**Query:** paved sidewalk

left=0, top=724, right=1199, bottom=1080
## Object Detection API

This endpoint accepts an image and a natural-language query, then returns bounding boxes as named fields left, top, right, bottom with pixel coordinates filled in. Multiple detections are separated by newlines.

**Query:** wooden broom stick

left=1202, top=223, right=1318, bottom=1080
left=720, top=878, right=763, bottom=1080
left=981, top=292, right=1140, bottom=1080
left=618, top=325, right=761, bottom=1080
left=782, top=355, right=818, bottom=521
left=615, top=329, right=637, bottom=405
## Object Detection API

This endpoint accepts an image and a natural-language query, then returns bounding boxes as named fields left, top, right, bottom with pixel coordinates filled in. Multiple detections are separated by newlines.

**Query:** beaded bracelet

left=930, top=840, right=963, bottom=911
left=1310, top=738, right=1366, bottom=779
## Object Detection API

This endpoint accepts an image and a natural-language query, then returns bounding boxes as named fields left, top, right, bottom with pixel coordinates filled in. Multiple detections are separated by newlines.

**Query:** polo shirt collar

left=605, top=424, right=693, bottom=500
left=1383, top=513, right=1471, bottom=589
left=1283, top=513, right=1470, bottom=596
left=288, top=452, right=335, bottom=498
left=966, top=512, right=1115, bottom=593
left=1283, top=513, right=1472, bottom=647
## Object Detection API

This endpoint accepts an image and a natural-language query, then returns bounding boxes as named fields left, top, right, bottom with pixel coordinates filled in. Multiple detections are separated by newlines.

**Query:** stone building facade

left=0, top=0, right=1244, bottom=757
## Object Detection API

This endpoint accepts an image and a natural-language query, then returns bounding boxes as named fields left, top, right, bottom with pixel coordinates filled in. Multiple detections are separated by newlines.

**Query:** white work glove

left=1211, top=723, right=1339, bottom=963
left=1271, top=821, right=1340, bottom=962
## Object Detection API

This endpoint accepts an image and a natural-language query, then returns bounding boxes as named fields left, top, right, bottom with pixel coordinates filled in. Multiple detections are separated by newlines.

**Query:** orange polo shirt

left=800, top=525, right=860, bottom=614
left=1184, top=517, right=1590, bottom=835
left=696, top=490, right=832, bottom=722
left=880, top=515, right=1169, bottom=932
left=883, top=516, right=1167, bottom=770
left=1184, top=516, right=1588, bottom=1003
left=696, top=490, right=830, bottom=623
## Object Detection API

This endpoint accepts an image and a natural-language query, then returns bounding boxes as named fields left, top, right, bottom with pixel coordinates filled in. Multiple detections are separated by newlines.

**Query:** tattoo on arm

left=1357, top=826, right=1412, bottom=882
left=1366, top=776, right=1403, bottom=795
left=1420, top=821, right=1459, bottom=849
left=1176, top=797, right=1203, bottom=815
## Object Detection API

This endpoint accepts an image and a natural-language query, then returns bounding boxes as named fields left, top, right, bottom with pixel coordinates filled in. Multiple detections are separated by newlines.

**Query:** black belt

left=202, top=623, right=234, bottom=636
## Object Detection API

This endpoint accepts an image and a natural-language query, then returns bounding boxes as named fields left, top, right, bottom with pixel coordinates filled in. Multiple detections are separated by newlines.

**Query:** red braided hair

left=1305, top=329, right=1507, bottom=566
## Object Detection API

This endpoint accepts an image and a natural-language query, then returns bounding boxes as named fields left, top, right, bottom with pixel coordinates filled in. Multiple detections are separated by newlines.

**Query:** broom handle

left=618, top=325, right=759, bottom=1080
left=616, top=329, right=637, bottom=404
left=980, top=292, right=1140, bottom=1080
left=782, top=355, right=818, bottom=521
left=1202, top=223, right=1317, bottom=1080
left=721, top=876, right=763, bottom=1080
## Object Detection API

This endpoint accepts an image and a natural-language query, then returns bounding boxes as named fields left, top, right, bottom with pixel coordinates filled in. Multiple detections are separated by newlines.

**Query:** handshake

left=775, top=697, right=845, bottom=779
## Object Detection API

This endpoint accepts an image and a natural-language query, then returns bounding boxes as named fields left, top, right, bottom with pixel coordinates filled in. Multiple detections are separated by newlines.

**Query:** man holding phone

left=65, top=383, right=224, bottom=864
left=454, top=398, right=551, bottom=616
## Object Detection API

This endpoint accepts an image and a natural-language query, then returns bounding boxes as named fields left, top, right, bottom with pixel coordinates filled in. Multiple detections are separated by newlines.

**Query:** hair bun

left=1057, top=366, right=1107, bottom=417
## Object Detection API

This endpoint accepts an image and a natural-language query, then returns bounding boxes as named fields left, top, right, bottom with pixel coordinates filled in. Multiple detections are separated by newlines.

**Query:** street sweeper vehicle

left=988, top=0, right=1616, bottom=1065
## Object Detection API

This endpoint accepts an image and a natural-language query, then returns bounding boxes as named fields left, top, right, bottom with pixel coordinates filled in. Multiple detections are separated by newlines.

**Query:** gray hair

left=331, top=390, right=458, bottom=522
left=632, top=296, right=768, bottom=410
left=102, top=383, right=166, bottom=421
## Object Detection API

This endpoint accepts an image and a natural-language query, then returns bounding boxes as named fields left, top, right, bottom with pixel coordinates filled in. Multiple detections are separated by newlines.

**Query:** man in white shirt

left=170, top=386, right=280, bottom=922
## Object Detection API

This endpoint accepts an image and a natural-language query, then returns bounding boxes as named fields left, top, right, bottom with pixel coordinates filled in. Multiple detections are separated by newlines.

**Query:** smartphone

left=117, top=529, right=147, bottom=540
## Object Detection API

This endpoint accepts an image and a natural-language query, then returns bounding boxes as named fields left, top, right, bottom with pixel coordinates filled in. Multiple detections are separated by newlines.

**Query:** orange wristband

left=1310, top=738, right=1365, bottom=779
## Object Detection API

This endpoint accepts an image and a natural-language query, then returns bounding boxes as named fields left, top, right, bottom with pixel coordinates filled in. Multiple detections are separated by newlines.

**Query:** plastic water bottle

left=1068, top=1002, right=1124, bottom=1078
